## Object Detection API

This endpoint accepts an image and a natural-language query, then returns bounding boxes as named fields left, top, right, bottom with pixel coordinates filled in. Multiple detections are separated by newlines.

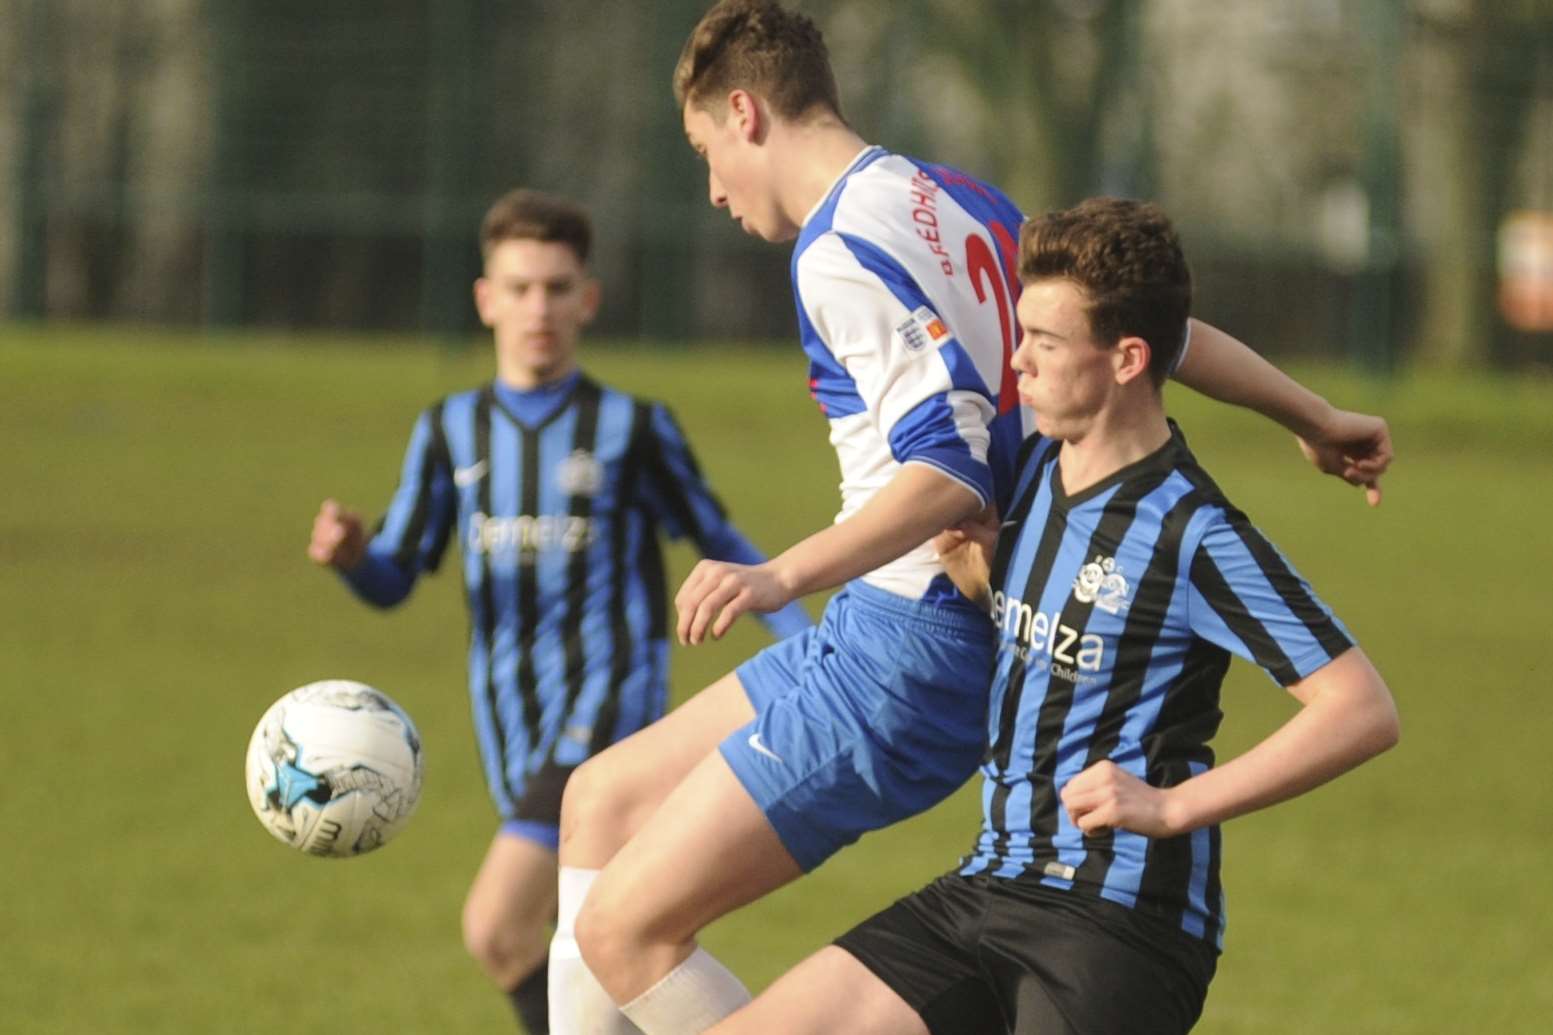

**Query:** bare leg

left=550, top=671, right=754, bottom=1034
left=558, top=671, right=754, bottom=869
left=463, top=832, right=560, bottom=1031
left=576, top=750, right=802, bottom=1005
left=463, top=832, right=558, bottom=988
left=707, top=947, right=930, bottom=1035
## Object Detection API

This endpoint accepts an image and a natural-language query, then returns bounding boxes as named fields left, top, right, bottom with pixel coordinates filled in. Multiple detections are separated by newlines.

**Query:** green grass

left=3, top=323, right=1551, bottom=1032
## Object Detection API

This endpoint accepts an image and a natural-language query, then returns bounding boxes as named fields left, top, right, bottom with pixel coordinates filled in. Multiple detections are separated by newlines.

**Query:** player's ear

left=1114, top=335, right=1151, bottom=385
left=473, top=277, right=496, bottom=328
left=728, top=88, right=763, bottom=142
left=579, top=276, right=602, bottom=326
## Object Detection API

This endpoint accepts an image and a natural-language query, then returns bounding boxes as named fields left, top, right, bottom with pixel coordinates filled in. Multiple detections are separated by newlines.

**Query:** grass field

left=3, top=323, right=1552, bottom=1033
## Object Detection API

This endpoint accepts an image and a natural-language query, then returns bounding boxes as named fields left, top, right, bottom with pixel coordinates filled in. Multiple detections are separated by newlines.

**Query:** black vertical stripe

left=420, top=404, right=455, bottom=572
left=1135, top=636, right=1230, bottom=936
left=1020, top=470, right=1173, bottom=870
left=980, top=444, right=1060, bottom=871
left=1200, top=821, right=1225, bottom=944
left=513, top=415, right=544, bottom=761
left=1068, top=489, right=1204, bottom=887
left=639, top=532, right=668, bottom=640
left=551, top=381, right=602, bottom=760
left=987, top=439, right=1055, bottom=591
left=1222, top=511, right=1353, bottom=660
left=393, top=401, right=447, bottom=573
left=985, top=459, right=1071, bottom=870
left=642, top=405, right=726, bottom=547
left=986, top=447, right=1065, bottom=764
left=1190, top=549, right=1299, bottom=685
left=590, top=401, right=651, bottom=757
left=473, top=389, right=520, bottom=806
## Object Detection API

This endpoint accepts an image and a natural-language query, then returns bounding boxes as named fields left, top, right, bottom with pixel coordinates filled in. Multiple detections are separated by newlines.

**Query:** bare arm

left=675, top=463, right=981, bottom=645
left=930, top=505, right=1001, bottom=609
left=1061, top=647, right=1400, bottom=838
left=1174, top=320, right=1393, bottom=506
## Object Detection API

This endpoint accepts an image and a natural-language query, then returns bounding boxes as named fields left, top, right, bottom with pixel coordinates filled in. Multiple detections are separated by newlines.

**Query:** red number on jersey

left=965, top=229, right=1021, bottom=414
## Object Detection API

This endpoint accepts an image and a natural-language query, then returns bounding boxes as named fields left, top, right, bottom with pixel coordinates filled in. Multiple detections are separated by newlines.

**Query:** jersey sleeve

left=341, top=405, right=457, bottom=608
left=1185, top=507, right=1355, bottom=687
left=795, top=230, right=996, bottom=507
left=636, top=403, right=812, bottom=640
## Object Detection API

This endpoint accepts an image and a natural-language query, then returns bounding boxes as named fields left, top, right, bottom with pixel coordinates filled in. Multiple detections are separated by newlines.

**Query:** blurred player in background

left=547, top=4, right=1395, bottom=1033
left=704, top=197, right=1400, bottom=1035
left=307, top=188, right=810, bottom=1035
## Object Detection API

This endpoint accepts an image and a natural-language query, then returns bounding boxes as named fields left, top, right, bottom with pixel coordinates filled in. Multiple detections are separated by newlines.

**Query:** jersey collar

left=800, top=144, right=888, bottom=231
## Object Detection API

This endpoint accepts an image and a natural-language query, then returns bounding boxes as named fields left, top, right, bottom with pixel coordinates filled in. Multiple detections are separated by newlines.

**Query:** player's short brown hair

left=673, top=0, right=842, bottom=122
left=479, top=189, right=592, bottom=263
left=1019, top=198, right=1193, bottom=387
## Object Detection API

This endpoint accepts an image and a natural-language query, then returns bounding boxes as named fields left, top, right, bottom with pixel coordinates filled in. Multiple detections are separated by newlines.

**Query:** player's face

left=475, top=239, right=599, bottom=388
left=683, top=101, right=793, bottom=243
left=1011, top=279, right=1121, bottom=440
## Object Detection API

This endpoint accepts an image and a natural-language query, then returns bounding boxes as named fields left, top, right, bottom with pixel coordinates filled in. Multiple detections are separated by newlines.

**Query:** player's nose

left=1011, top=338, right=1035, bottom=377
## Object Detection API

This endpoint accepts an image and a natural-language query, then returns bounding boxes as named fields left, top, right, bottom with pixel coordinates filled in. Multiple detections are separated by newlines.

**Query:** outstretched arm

left=1061, top=647, right=1399, bottom=838
left=307, top=408, right=455, bottom=608
left=308, top=498, right=416, bottom=607
left=675, top=463, right=980, bottom=645
left=1173, top=320, right=1393, bottom=506
left=635, top=402, right=813, bottom=639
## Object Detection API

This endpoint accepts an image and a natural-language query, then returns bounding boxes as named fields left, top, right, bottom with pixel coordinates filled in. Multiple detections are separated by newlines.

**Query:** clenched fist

left=308, top=499, right=366, bottom=572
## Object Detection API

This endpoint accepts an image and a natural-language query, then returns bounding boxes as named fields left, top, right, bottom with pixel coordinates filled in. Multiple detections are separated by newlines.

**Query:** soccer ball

left=245, top=679, right=423, bottom=858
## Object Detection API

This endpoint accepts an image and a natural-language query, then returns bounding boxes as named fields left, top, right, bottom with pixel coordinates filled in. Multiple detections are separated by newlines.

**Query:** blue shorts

left=721, top=580, right=995, bottom=872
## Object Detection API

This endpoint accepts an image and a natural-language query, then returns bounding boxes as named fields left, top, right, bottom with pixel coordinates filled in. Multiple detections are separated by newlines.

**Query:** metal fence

left=3, top=0, right=1550, bottom=366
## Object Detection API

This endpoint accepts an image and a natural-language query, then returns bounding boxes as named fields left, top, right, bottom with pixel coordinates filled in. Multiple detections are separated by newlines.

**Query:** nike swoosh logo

left=453, top=460, right=489, bottom=487
left=747, top=732, right=784, bottom=764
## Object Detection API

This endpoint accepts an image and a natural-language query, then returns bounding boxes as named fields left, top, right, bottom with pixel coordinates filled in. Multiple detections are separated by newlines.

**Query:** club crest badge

left=556, top=449, right=603, bottom=497
left=1073, top=554, right=1131, bottom=615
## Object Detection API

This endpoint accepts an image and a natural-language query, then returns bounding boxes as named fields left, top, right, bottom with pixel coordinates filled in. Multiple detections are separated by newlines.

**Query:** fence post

left=203, top=0, right=246, bottom=327
left=635, top=3, right=700, bottom=344
left=1353, top=0, right=1403, bottom=373
left=12, top=0, right=51, bottom=319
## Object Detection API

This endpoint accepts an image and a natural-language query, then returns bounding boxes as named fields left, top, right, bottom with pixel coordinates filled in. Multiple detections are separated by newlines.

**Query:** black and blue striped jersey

left=341, top=373, right=811, bottom=819
left=960, top=425, right=1354, bottom=949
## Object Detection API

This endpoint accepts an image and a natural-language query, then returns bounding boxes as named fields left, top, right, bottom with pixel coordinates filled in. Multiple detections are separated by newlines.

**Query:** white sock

left=618, top=947, right=751, bottom=1035
left=548, top=866, right=642, bottom=1035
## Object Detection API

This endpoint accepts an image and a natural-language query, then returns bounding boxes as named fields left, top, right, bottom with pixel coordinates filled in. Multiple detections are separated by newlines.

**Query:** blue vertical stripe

left=1181, top=760, right=1214, bottom=940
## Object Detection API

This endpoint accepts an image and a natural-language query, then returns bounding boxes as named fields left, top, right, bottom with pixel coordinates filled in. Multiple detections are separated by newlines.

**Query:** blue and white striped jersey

left=341, top=374, right=811, bottom=818
left=792, top=146, right=1028, bottom=601
left=961, top=427, right=1355, bottom=949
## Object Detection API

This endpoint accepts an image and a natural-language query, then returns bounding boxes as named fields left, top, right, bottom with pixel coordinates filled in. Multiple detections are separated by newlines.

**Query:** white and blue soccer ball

left=245, top=680, right=423, bottom=858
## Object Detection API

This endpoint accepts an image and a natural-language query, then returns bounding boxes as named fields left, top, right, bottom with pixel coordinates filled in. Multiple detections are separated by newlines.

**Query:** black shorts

left=510, top=759, right=575, bottom=825
left=835, top=872, right=1218, bottom=1035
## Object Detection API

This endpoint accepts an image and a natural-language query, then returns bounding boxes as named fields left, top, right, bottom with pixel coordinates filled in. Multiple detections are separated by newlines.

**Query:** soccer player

left=547, top=4, right=1394, bottom=1033
left=704, top=197, right=1401, bottom=1035
left=306, top=188, right=810, bottom=1035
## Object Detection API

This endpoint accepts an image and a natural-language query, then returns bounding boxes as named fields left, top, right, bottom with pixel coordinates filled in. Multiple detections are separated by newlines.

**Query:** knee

left=572, top=878, right=639, bottom=982
left=559, top=753, right=637, bottom=860
left=462, top=898, right=547, bottom=982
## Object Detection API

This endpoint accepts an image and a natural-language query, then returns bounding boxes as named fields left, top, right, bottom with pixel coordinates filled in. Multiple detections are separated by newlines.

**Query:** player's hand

left=675, top=560, right=793, bottom=646
left=1296, top=408, right=1393, bottom=507
left=1060, top=760, right=1182, bottom=840
left=308, top=499, right=366, bottom=571
left=932, top=504, right=1000, bottom=605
